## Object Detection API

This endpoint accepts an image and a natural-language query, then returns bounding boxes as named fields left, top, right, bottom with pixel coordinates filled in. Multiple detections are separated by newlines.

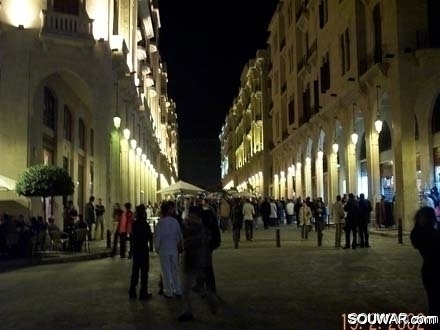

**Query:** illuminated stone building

left=0, top=0, right=178, bottom=227
left=221, top=0, right=440, bottom=230
left=265, top=0, right=440, bottom=230
left=220, top=50, right=271, bottom=196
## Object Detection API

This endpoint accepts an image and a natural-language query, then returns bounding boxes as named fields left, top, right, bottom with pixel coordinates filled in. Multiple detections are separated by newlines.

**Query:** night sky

left=159, top=0, right=279, bottom=189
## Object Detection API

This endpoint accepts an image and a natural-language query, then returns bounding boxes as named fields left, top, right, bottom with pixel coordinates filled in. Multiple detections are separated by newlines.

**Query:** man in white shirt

left=154, top=201, right=183, bottom=298
left=242, top=199, right=255, bottom=241
left=285, top=199, right=295, bottom=225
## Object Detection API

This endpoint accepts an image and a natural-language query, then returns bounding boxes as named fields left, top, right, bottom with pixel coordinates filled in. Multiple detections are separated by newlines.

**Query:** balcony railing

left=41, top=10, right=94, bottom=41
left=307, top=39, right=317, bottom=60
left=358, top=48, right=382, bottom=76
left=297, top=55, right=306, bottom=73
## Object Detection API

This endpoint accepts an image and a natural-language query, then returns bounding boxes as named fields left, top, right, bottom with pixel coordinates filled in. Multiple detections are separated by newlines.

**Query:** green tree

left=16, top=165, right=75, bottom=220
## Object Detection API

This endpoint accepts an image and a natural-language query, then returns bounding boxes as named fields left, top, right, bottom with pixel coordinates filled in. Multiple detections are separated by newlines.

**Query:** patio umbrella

left=156, top=180, right=206, bottom=195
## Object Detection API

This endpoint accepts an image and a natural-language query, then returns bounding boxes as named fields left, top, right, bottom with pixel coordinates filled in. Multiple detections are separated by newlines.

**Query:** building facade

left=220, top=50, right=272, bottom=197
left=0, top=0, right=178, bottom=227
left=222, top=0, right=440, bottom=230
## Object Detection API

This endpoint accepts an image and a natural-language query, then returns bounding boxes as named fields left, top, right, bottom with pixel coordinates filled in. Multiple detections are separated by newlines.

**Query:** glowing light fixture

left=332, top=141, right=339, bottom=154
left=123, top=128, right=130, bottom=140
left=113, top=114, right=121, bottom=129
left=141, top=154, right=147, bottom=162
left=374, top=85, right=383, bottom=133
left=317, top=150, right=323, bottom=159
left=136, top=146, right=142, bottom=156
left=130, top=138, right=137, bottom=150
left=351, top=103, right=358, bottom=145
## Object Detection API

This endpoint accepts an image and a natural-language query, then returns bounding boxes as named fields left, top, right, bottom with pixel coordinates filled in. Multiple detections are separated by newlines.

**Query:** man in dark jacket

left=343, top=193, right=359, bottom=249
left=358, top=193, right=372, bottom=248
left=260, top=197, right=271, bottom=229
left=129, top=204, right=153, bottom=300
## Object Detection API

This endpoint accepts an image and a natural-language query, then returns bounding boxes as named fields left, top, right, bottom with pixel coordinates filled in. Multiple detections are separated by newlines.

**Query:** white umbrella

left=156, top=180, right=206, bottom=195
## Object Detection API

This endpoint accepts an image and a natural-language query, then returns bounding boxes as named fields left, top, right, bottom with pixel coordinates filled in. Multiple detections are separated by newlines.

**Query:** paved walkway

left=0, top=224, right=427, bottom=330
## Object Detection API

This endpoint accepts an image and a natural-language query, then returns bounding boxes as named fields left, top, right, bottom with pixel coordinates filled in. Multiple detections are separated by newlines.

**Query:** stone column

left=305, top=157, right=312, bottom=198
left=120, top=139, right=129, bottom=204
left=128, top=148, right=135, bottom=204
left=366, top=125, right=382, bottom=205
left=296, top=162, right=303, bottom=198
left=274, top=174, right=280, bottom=199
left=329, top=151, right=339, bottom=207
left=316, top=151, right=324, bottom=197
left=347, top=141, right=358, bottom=195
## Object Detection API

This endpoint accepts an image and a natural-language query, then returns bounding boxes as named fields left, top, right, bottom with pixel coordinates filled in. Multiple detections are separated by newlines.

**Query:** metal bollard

left=276, top=229, right=281, bottom=247
left=397, top=218, right=403, bottom=244
left=106, top=230, right=111, bottom=248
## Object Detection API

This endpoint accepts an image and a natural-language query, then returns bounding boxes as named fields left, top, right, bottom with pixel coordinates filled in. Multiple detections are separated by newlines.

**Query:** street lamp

left=351, top=103, right=358, bottom=145
left=374, top=85, right=383, bottom=133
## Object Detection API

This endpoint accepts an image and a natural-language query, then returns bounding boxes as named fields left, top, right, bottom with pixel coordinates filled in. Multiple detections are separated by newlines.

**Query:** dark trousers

left=262, top=215, right=270, bottom=229
left=195, top=263, right=217, bottom=294
left=244, top=220, right=254, bottom=240
left=358, top=222, right=369, bottom=247
left=119, top=233, right=132, bottom=258
left=345, top=225, right=357, bottom=248
left=111, top=232, right=119, bottom=256
left=130, top=262, right=149, bottom=294
left=316, top=220, right=324, bottom=246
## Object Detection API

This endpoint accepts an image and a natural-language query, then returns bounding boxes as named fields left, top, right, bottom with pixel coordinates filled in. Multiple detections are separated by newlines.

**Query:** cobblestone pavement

left=0, top=226, right=427, bottom=330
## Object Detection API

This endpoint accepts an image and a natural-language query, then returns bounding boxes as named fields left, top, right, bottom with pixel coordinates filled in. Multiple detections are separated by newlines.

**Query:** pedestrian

left=178, top=205, right=218, bottom=322
left=332, top=195, right=345, bottom=248
left=84, top=196, right=95, bottom=240
left=343, top=193, right=359, bottom=249
left=111, top=203, right=123, bottom=257
left=358, top=193, right=372, bottom=248
left=260, top=197, right=271, bottom=229
left=128, top=204, right=153, bottom=300
left=154, top=201, right=183, bottom=299
left=119, top=202, right=134, bottom=258
left=94, top=198, right=106, bottom=240
left=299, top=199, right=312, bottom=239
left=411, top=207, right=440, bottom=324
left=314, top=197, right=327, bottom=246
left=242, top=198, right=255, bottom=241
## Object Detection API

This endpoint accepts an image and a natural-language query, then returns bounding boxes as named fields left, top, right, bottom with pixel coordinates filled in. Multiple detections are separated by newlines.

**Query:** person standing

left=111, top=203, right=123, bottom=257
left=285, top=199, right=295, bottom=225
left=178, top=206, right=218, bottom=322
left=299, top=199, right=312, bottom=239
left=94, top=198, right=106, bottom=240
left=129, top=204, right=153, bottom=300
left=218, top=197, right=230, bottom=232
left=332, top=195, right=346, bottom=248
left=242, top=199, right=255, bottom=241
left=410, top=207, right=440, bottom=325
left=343, top=193, right=359, bottom=249
left=84, top=196, right=95, bottom=240
left=119, top=203, right=134, bottom=258
left=314, top=197, right=327, bottom=246
left=231, top=199, right=243, bottom=244
left=358, top=193, right=372, bottom=248
left=260, top=197, right=271, bottom=229
left=154, top=201, right=183, bottom=298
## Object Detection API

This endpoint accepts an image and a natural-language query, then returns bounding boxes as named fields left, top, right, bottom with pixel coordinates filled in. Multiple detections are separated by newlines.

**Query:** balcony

left=296, top=1, right=309, bottom=32
left=279, top=37, right=286, bottom=52
left=358, top=48, right=389, bottom=84
left=281, top=81, right=287, bottom=94
left=40, top=10, right=94, bottom=46
left=307, top=39, right=318, bottom=63
left=297, top=55, right=306, bottom=75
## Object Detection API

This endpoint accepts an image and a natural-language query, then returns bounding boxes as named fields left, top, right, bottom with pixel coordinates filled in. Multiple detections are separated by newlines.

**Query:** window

left=340, top=28, right=351, bottom=74
left=54, top=0, right=79, bottom=15
left=319, top=0, right=329, bottom=29
left=78, top=118, right=85, bottom=150
left=320, top=53, right=331, bottom=93
left=372, top=4, right=382, bottom=63
left=90, top=128, right=94, bottom=156
left=113, top=0, right=119, bottom=35
left=43, top=87, right=57, bottom=130
left=288, top=97, right=295, bottom=125
left=288, top=45, right=294, bottom=73
left=63, top=105, right=72, bottom=141
left=313, top=79, right=320, bottom=113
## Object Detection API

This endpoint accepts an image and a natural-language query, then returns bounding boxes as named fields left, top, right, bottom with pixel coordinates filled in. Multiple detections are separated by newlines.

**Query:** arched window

left=63, top=105, right=72, bottom=141
left=431, top=95, right=440, bottom=134
left=379, top=121, right=392, bottom=152
left=43, top=87, right=57, bottom=130
left=360, top=133, right=366, bottom=160
left=323, top=153, right=328, bottom=173
left=78, top=118, right=85, bottom=150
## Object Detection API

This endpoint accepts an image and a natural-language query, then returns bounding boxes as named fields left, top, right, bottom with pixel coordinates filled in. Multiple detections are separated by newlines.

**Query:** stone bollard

left=276, top=229, right=281, bottom=247
left=398, top=218, right=403, bottom=244
left=106, top=230, right=111, bottom=248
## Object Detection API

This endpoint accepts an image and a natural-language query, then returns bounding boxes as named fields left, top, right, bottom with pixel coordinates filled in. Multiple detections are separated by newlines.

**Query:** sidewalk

left=0, top=239, right=112, bottom=273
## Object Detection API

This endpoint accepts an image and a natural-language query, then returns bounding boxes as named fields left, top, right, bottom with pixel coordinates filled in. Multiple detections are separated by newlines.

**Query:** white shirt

left=242, top=202, right=255, bottom=220
left=154, top=216, right=182, bottom=255
left=285, top=201, right=294, bottom=215
left=270, top=202, right=278, bottom=218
